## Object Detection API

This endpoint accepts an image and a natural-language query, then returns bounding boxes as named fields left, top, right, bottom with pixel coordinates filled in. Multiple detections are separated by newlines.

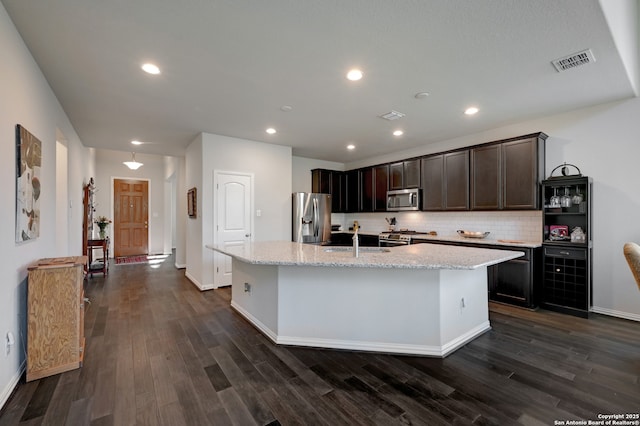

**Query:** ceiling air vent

left=551, top=49, right=595, bottom=72
left=379, top=110, right=405, bottom=121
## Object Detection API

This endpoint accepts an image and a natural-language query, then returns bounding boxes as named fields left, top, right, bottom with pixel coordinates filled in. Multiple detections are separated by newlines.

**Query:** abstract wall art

left=15, top=124, right=42, bottom=242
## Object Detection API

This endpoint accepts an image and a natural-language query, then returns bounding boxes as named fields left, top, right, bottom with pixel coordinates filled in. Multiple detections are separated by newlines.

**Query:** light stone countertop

left=333, top=230, right=541, bottom=248
left=206, top=241, right=523, bottom=270
left=408, top=234, right=542, bottom=248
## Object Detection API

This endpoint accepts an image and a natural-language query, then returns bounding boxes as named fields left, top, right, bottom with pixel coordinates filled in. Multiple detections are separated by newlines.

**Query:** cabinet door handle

left=559, top=251, right=570, bottom=256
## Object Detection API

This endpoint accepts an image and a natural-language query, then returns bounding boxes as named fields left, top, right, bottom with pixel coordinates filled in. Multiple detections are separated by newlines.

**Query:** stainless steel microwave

left=387, top=188, right=421, bottom=211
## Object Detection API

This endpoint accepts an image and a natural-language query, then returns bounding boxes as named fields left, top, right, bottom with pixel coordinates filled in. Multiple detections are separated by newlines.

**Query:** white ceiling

left=2, top=0, right=637, bottom=162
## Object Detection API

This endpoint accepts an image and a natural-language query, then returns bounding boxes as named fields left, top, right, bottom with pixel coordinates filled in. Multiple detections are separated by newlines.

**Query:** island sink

left=323, top=247, right=390, bottom=253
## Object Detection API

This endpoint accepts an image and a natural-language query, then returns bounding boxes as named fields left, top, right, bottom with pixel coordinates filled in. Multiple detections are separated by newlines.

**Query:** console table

left=87, top=238, right=109, bottom=276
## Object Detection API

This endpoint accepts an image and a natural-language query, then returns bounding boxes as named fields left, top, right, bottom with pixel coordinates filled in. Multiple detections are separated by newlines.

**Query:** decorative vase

left=98, top=224, right=107, bottom=239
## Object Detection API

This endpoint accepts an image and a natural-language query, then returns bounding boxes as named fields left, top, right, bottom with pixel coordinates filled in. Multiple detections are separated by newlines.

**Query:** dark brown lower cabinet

left=488, top=247, right=540, bottom=308
left=327, top=232, right=378, bottom=247
left=412, top=239, right=540, bottom=308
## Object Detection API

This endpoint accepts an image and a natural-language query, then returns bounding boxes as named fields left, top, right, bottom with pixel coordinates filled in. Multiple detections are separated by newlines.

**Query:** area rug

left=115, top=255, right=148, bottom=265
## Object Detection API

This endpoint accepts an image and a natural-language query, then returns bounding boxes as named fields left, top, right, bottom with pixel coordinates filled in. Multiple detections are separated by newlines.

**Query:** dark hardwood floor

left=1, top=253, right=639, bottom=425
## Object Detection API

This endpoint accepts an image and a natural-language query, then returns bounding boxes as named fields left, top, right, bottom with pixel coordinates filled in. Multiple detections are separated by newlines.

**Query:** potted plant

left=94, top=216, right=112, bottom=239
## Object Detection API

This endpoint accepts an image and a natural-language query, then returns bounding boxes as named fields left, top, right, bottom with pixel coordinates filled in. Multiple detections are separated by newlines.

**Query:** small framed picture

left=187, top=187, right=197, bottom=218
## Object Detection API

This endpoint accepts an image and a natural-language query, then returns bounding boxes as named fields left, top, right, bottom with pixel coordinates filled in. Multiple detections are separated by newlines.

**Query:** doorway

left=213, top=171, right=253, bottom=287
left=113, top=178, right=149, bottom=257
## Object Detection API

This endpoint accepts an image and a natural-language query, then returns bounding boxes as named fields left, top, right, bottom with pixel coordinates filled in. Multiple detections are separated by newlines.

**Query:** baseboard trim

left=1, top=361, right=25, bottom=411
left=231, top=301, right=490, bottom=357
left=184, top=271, right=218, bottom=291
left=591, top=306, right=640, bottom=322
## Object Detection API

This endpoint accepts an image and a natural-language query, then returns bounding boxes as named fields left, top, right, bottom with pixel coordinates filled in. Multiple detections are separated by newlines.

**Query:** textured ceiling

left=2, top=0, right=636, bottom=162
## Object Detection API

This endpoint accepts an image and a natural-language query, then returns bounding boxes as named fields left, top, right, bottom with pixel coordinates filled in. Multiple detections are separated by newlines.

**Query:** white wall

left=346, top=97, right=640, bottom=321
left=292, top=156, right=345, bottom=193
left=185, top=133, right=292, bottom=290
left=185, top=135, right=204, bottom=287
left=0, top=3, right=92, bottom=408
left=93, top=149, right=169, bottom=255
left=163, top=155, right=186, bottom=266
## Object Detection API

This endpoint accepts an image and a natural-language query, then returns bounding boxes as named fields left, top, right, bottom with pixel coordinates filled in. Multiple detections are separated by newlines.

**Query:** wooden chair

left=623, top=242, right=640, bottom=290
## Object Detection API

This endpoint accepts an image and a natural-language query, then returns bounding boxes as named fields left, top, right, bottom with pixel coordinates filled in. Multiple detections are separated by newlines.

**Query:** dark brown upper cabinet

left=421, top=155, right=444, bottom=210
left=311, top=168, right=346, bottom=213
left=360, top=167, right=374, bottom=212
left=360, top=164, right=389, bottom=212
left=373, top=164, right=389, bottom=211
left=345, top=169, right=360, bottom=213
left=421, top=151, right=469, bottom=211
left=389, top=159, right=421, bottom=190
left=502, top=136, right=545, bottom=209
left=471, top=133, right=547, bottom=210
left=470, top=144, right=501, bottom=210
left=310, top=132, right=546, bottom=213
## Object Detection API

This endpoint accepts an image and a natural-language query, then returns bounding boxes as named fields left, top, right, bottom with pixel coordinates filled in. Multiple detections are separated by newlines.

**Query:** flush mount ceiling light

left=141, top=63, right=160, bottom=75
left=346, top=69, right=363, bottom=81
left=266, top=128, right=277, bottom=134
left=393, top=130, right=404, bottom=136
left=347, top=144, right=356, bottom=150
left=464, top=107, right=479, bottom=116
left=131, top=140, right=143, bottom=145
left=123, top=152, right=143, bottom=170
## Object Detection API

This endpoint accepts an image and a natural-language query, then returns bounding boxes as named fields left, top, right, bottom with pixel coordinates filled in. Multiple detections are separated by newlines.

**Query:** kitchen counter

left=411, top=234, right=542, bottom=248
left=207, top=240, right=523, bottom=269
left=207, top=241, right=522, bottom=357
left=332, top=230, right=541, bottom=248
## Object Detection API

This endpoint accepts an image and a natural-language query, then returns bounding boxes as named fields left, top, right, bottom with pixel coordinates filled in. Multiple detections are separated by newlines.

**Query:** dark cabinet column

left=421, top=155, right=444, bottom=210
left=374, top=165, right=389, bottom=212
left=444, top=151, right=469, bottom=210
left=389, top=162, right=403, bottom=190
left=360, top=167, right=374, bottom=212
left=404, top=159, right=421, bottom=188
left=311, top=169, right=346, bottom=213
left=502, top=137, right=539, bottom=209
left=345, top=169, right=360, bottom=212
left=471, top=133, right=546, bottom=211
left=471, top=144, right=501, bottom=210
left=311, top=169, right=331, bottom=194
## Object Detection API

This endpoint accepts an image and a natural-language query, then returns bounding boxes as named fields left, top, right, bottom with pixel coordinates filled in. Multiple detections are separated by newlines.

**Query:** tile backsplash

left=333, top=210, right=542, bottom=242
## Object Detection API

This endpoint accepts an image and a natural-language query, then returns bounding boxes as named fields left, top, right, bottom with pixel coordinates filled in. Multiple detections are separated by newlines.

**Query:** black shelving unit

left=541, top=176, right=592, bottom=318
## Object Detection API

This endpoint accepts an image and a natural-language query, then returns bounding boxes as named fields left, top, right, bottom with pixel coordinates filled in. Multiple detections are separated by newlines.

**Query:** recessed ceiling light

left=266, top=128, right=277, bottom=134
left=393, top=130, right=404, bottom=136
left=131, top=140, right=143, bottom=145
left=464, top=107, right=479, bottom=115
left=414, top=92, right=430, bottom=99
left=346, top=69, right=363, bottom=81
left=280, top=105, right=293, bottom=112
left=347, top=144, right=356, bottom=150
left=141, top=63, right=160, bottom=75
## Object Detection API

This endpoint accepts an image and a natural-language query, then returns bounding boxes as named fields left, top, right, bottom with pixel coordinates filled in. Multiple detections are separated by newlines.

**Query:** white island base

left=230, top=259, right=490, bottom=357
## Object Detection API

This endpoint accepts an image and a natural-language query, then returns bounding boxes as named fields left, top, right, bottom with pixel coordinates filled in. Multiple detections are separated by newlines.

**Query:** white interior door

left=214, top=171, right=253, bottom=287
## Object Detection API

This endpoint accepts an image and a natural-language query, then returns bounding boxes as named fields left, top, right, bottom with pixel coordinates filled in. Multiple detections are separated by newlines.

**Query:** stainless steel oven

left=378, top=233, right=412, bottom=247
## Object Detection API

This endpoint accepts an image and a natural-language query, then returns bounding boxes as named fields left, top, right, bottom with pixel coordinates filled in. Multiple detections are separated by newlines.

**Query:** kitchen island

left=207, top=241, right=522, bottom=357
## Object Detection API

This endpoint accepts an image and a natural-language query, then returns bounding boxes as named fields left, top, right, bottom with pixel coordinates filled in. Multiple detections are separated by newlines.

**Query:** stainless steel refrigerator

left=292, top=192, right=332, bottom=244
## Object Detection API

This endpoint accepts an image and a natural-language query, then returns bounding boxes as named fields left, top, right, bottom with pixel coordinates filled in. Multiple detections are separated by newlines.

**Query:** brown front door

left=113, top=179, right=148, bottom=257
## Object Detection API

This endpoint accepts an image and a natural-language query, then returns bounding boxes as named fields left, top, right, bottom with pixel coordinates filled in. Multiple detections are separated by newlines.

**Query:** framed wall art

left=15, top=124, right=42, bottom=242
left=187, top=187, right=197, bottom=218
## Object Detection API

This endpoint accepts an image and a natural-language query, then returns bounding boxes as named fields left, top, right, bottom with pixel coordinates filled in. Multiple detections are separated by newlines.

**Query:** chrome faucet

left=352, top=228, right=359, bottom=258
